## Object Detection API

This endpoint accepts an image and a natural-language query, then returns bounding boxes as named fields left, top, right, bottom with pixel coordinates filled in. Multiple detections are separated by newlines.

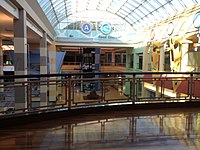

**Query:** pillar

left=48, top=41, right=56, bottom=103
left=105, top=52, right=108, bottom=65
left=125, top=48, right=132, bottom=96
left=142, top=46, right=150, bottom=97
left=95, top=48, right=100, bottom=91
left=40, top=32, right=48, bottom=106
left=14, top=9, right=27, bottom=109
left=0, top=38, right=3, bottom=109
left=120, top=53, right=123, bottom=65
left=112, top=51, right=115, bottom=66
left=143, top=46, right=151, bottom=71
left=181, top=43, right=189, bottom=72
left=0, top=38, right=3, bottom=76
left=159, top=45, right=165, bottom=71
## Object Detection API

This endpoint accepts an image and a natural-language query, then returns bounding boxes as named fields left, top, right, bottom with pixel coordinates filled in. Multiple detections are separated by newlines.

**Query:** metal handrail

left=0, top=72, right=199, bottom=118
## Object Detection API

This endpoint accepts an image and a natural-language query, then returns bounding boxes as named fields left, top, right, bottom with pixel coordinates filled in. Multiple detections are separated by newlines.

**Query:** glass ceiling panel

left=181, top=0, right=197, bottom=8
left=163, top=4, right=176, bottom=15
left=117, top=9, right=129, bottom=17
left=124, top=2, right=136, bottom=10
left=157, top=0, right=168, bottom=5
left=149, top=0, right=161, bottom=9
left=97, top=0, right=112, bottom=10
left=37, top=0, right=200, bottom=32
left=142, top=2, right=154, bottom=12
left=125, top=17, right=134, bottom=24
left=134, top=9, right=145, bottom=18
left=121, top=7, right=132, bottom=14
left=127, top=0, right=140, bottom=7
left=87, top=0, right=99, bottom=10
left=170, top=0, right=185, bottom=11
left=139, top=6, right=150, bottom=15
left=126, top=15, right=137, bottom=23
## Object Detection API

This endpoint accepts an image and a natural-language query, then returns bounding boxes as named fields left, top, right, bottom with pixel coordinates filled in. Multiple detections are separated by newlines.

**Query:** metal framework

left=37, top=0, right=200, bottom=31
left=0, top=72, right=200, bottom=117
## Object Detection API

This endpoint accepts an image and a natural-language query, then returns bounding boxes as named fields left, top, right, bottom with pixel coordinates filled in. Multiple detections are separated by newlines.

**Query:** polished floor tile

left=1, top=108, right=200, bottom=150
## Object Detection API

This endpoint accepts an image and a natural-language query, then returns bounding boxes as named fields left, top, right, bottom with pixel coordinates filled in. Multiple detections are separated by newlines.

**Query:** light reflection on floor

left=0, top=108, right=200, bottom=150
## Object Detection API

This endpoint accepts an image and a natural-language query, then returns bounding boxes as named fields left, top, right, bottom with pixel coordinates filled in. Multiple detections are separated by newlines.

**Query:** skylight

left=37, top=0, right=200, bottom=31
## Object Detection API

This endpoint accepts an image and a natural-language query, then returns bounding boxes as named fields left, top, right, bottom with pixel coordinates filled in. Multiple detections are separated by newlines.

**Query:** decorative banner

left=150, top=43, right=160, bottom=85
left=151, top=46, right=159, bottom=72
left=167, top=39, right=182, bottom=92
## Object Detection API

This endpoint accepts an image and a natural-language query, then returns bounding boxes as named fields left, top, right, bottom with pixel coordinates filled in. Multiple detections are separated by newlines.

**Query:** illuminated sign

left=81, top=22, right=92, bottom=34
left=3, top=66, right=14, bottom=71
left=100, top=23, right=112, bottom=35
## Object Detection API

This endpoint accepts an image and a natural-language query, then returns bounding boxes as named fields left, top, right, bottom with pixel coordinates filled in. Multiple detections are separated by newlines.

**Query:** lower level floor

left=0, top=107, right=200, bottom=150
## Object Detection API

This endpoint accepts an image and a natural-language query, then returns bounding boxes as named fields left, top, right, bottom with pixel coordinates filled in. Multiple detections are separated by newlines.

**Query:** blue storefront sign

left=81, top=22, right=92, bottom=34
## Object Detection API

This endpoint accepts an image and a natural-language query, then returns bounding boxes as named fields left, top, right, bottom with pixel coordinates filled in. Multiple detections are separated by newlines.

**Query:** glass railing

left=0, top=72, right=199, bottom=117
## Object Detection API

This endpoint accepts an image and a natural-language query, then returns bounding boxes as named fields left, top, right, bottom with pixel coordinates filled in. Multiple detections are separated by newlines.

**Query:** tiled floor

left=1, top=108, right=200, bottom=150
left=56, top=85, right=128, bottom=105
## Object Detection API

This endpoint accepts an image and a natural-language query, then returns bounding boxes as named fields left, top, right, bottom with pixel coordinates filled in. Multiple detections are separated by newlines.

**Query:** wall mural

left=149, top=43, right=160, bottom=85
left=151, top=45, right=159, bottom=72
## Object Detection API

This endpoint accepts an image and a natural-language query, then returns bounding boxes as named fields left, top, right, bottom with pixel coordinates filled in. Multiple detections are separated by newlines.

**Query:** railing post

left=64, top=78, right=68, bottom=106
left=132, top=74, right=136, bottom=104
left=27, top=82, right=32, bottom=111
left=68, top=76, right=72, bottom=109
left=101, top=80, right=104, bottom=102
left=189, top=73, right=193, bottom=101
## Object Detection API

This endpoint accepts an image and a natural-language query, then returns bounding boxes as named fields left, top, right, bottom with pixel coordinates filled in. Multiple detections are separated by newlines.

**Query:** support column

left=40, top=32, right=48, bottom=106
left=159, top=45, right=165, bottom=71
left=95, top=48, right=100, bottom=91
left=112, top=51, right=115, bottom=66
left=125, top=48, right=132, bottom=96
left=142, top=46, right=150, bottom=97
left=105, top=52, right=108, bottom=65
left=0, top=39, right=3, bottom=109
left=48, top=41, right=57, bottom=103
left=181, top=43, right=189, bottom=72
left=14, top=9, right=27, bottom=109
left=143, top=46, right=151, bottom=71
left=120, top=53, right=123, bottom=65
left=0, top=39, right=3, bottom=76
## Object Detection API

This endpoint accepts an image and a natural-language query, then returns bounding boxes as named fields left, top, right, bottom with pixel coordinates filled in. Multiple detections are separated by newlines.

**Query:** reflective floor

left=1, top=108, right=200, bottom=150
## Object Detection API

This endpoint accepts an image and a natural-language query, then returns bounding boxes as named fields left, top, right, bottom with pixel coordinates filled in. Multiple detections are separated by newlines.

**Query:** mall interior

left=1, top=0, right=200, bottom=149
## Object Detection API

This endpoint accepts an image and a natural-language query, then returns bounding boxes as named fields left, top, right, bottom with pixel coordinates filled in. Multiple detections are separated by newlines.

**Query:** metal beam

left=0, top=0, right=19, bottom=19
left=16, top=0, right=55, bottom=40
left=56, top=41, right=133, bottom=48
left=27, top=18, right=43, bottom=38
left=47, top=36, right=52, bottom=44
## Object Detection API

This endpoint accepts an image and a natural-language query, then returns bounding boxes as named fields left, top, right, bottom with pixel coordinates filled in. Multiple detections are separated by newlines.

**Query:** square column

left=112, top=51, right=115, bottom=66
left=14, top=9, right=27, bottom=109
left=159, top=45, right=165, bottom=71
left=0, top=38, right=3, bottom=110
left=142, top=46, right=150, bottom=71
left=48, top=42, right=56, bottom=103
left=181, top=43, right=189, bottom=72
left=95, top=48, right=100, bottom=91
left=40, top=32, right=48, bottom=106
left=0, top=38, right=3, bottom=76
